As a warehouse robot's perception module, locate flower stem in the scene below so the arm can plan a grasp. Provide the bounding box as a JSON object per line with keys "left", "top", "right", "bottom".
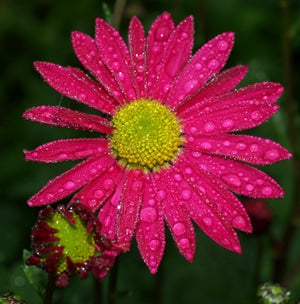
{"left": 111, "top": 0, "right": 127, "bottom": 30}
{"left": 108, "top": 257, "right": 119, "bottom": 304}
{"left": 93, "top": 277, "right": 103, "bottom": 304}
{"left": 43, "top": 276, "right": 55, "bottom": 304}
{"left": 273, "top": 0, "right": 300, "bottom": 282}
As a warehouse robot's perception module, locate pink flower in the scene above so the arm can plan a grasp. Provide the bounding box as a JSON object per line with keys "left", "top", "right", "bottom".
{"left": 23, "top": 13, "right": 291, "bottom": 275}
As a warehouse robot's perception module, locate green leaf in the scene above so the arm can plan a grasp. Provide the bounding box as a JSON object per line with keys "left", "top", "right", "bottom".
{"left": 102, "top": 2, "right": 112, "bottom": 23}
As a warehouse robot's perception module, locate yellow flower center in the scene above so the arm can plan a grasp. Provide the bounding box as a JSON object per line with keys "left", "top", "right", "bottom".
{"left": 46, "top": 212, "right": 95, "bottom": 274}
{"left": 111, "top": 99, "right": 182, "bottom": 171}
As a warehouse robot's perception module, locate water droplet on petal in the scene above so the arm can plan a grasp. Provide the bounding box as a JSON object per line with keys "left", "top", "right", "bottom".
{"left": 221, "top": 174, "right": 241, "bottom": 187}
{"left": 195, "top": 63, "right": 202, "bottom": 70}
{"left": 140, "top": 207, "right": 158, "bottom": 222}
{"left": 172, "top": 222, "right": 186, "bottom": 236}
{"left": 245, "top": 184, "right": 254, "bottom": 191}
{"left": 200, "top": 142, "right": 212, "bottom": 150}
{"left": 202, "top": 217, "right": 213, "bottom": 227}
{"left": 104, "top": 216, "right": 111, "bottom": 227}
{"left": 232, "top": 216, "right": 246, "bottom": 229}
{"left": 179, "top": 238, "right": 190, "bottom": 248}
{"left": 157, "top": 190, "right": 166, "bottom": 200}
{"left": 118, "top": 72, "right": 125, "bottom": 80}
{"left": 264, "top": 149, "right": 279, "bottom": 160}
{"left": 64, "top": 181, "right": 75, "bottom": 190}
{"left": 104, "top": 179, "right": 114, "bottom": 190}
{"left": 184, "top": 79, "right": 199, "bottom": 94}
{"left": 208, "top": 59, "right": 219, "bottom": 71}
{"left": 236, "top": 142, "right": 246, "bottom": 150}
{"left": 262, "top": 186, "right": 273, "bottom": 196}
{"left": 155, "top": 26, "right": 170, "bottom": 41}
{"left": 251, "top": 110, "right": 263, "bottom": 121}
{"left": 249, "top": 144, "right": 259, "bottom": 152}
{"left": 222, "top": 119, "right": 234, "bottom": 129}
{"left": 174, "top": 174, "right": 182, "bottom": 181}
{"left": 132, "top": 181, "right": 143, "bottom": 191}
{"left": 181, "top": 189, "right": 191, "bottom": 200}
{"left": 94, "top": 190, "right": 104, "bottom": 199}
{"left": 217, "top": 40, "right": 229, "bottom": 51}
{"left": 204, "top": 122, "right": 215, "bottom": 132}
{"left": 149, "top": 239, "right": 161, "bottom": 251}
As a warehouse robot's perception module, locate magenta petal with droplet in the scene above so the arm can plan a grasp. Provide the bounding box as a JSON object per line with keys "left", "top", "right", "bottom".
{"left": 177, "top": 65, "right": 248, "bottom": 113}
{"left": 22, "top": 106, "right": 112, "bottom": 133}
{"left": 27, "top": 155, "right": 115, "bottom": 207}
{"left": 158, "top": 170, "right": 196, "bottom": 261}
{"left": 128, "top": 16, "right": 147, "bottom": 98}
{"left": 71, "top": 31, "right": 125, "bottom": 103}
{"left": 146, "top": 12, "right": 175, "bottom": 97}
{"left": 153, "top": 16, "right": 194, "bottom": 102}
{"left": 185, "top": 150, "right": 285, "bottom": 198}
{"left": 34, "top": 62, "right": 116, "bottom": 114}
{"left": 136, "top": 177, "right": 165, "bottom": 274}
{"left": 184, "top": 100, "right": 279, "bottom": 135}
{"left": 167, "top": 32, "right": 234, "bottom": 108}
{"left": 116, "top": 170, "right": 145, "bottom": 249}
{"left": 186, "top": 134, "right": 292, "bottom": 165}
{"left": 95, "top": 18, "right": 137, "bottom": 101}
{"left": 71, "top": 163, "right": 123, "bottom": 212}
{"left": 24, "top": 138, "right": 109, "bottom": 163}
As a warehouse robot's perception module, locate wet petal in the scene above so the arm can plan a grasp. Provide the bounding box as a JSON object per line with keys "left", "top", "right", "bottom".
{"left": 167, "top": 32, "right": 234, "bottom": 109}
{"left": 186, "top": 134, "right": 292, "bottom": 165}
{"left": 34, "top": 62, "right": 116, "bottom": 114}
{"left": 71, "top": 31, "right": 125, "bottom": 103}
{"left": 146, "top": 12, "right": 175, "bottom": 97}
{"left": 23, "top": 106, "right": 112, "bottom": 134}
{"left": 183, "top": 100, "right": 279, "bottom": 135}
{"left": 153, "top": 16, "right": 194, "bottom": 102}
{"left": 136, "top": 176, "right": 165, "bottom": 274}
{"left": 117, "top": 170, "right": 145, "bottom": 249}
{"left": 177, "top": 65, "right": 248, "bottom": 114}
{"left": 24, "top": 138, "right": 109, "bottom": 163}
{"left": 27, "top": 155, "right": 115, "bottom": 206}
{"left": 71, "top": 163, "right": 123, "bottom": 211}
{"left": 156, "top": 170, "right": 196, "bottom": 262}
{"left": 95, "top": 18, "right": 137, "bottom": 101}
{"left": 128, "top": 16, "right": 147, "bottom": 98}
{"left": 185, "top": 150, "right": 285, "bottom": 198}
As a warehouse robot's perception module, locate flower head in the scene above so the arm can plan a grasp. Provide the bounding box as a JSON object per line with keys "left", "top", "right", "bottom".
{"left": 24, "top": 13, "right": 291, "bottom": 274}
{"left": 27, "top": 203, "right": 120, "bottom": 287}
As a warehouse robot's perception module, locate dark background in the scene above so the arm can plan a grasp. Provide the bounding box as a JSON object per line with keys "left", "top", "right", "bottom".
{"left": 0, "top": 0, "right": 299, "bottom": 303}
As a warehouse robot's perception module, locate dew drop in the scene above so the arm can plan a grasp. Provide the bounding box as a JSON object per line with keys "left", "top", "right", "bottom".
{"left": 217, "top": 40, "right": 229, "bottom": 51}
{"left": 189, "top": 126, "right": 197, "bottom": 134}
{"left": 140, "top": 207, "right": 158, "bottom": 222}
{"left": 249, "top": 144, "right": 259, "bottom": 152}
{"left": 94, "top": 190, "right": 104, "bottom": 199}
{"left": 183, "top": 79, "right": 199, "bottom": 94}
{"left": 64, "top": 181, "right": 75, "bottom": 190}
{"left": 157, "top": 190, "right": 166, "bottom": 200}
{"left": 195, "top": 63, "right": 202, "bottom": 70}
{"left": 232, "top": 216, "right": 246, "bottom": 229}
{"left": 245, "top": 184, "right": 254, "bottom": 191}
{"left": 181, "top": 189, "right": 192, "bottom": 200}
{"left": 149, "top": 239, "right": 161, "bottom": 251}
{"left": 174, "top": 174, "right": 182, "bottom": 181}
{"left": 204, "top": 122, "right": 215, "bottom": 132}
{"left": 104, "top": 216, "right": 111, "bottom": 227}
{"left": 264, "top": 149, "right": 279, "bottom": 160}
{"left": 202, "top": 217, "right": 213, "bottom": 227}
{"left": 148, "top": 199, "right": 156, "bottom": 206}
{"left": 221, "top": 174, "right": 241, "bottom": 187}
{"left": 163, "top": 84, "right": 170, "bottom": 93}
{"left": 79, "top": 93, "right": 86, "bottom": 100}
{"left": 236, "top": 142, "right": 246, "bottom": 150}
{"left": 112, "top": 61, "right": 120, "bottom": 70}
{"left": 200, "top": 142, "right": 212, "bottom": 150}
{"left": 132, "top": 181, "right": 143, "bottom": 191}
{"left": 172, "top": 222, "right": 186, "bottom": 236}
{"left": 179, "top": 238, "right": 190, "bottom": 248}
{"left": 46, "top": 193, "right": 54, "bottom": 200}
{"left": 155, "top": 26, "right": 170, "bottom": 41}
{"left": 208, "top": 59, "right": 219, "bottom": 71}
{"left": 251, "top": 110, "right": 263, "bottom": 121}
{"left": 118, "top": 72, "right": 125, "bottom": 80}
{"left": 262, "top": 186, "right": 273, "bottom": 196}
{"left": 222, "top": 119, "right": 234, "bottom": 129}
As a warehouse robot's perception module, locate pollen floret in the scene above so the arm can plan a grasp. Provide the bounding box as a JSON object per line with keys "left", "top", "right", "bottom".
{"left": 111, "top": 99, "right": 182, "bottom": 170}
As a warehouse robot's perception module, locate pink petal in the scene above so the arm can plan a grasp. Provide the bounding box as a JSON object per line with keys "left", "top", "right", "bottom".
{"left": 116, "top": 170, "right": 145, "bottom": 249}
{"left": 170, "top": 157, "right": 242, "bottom": 253}
{"left": 186, "top": 134, "right": 292, "bottom": 165}
{"left": 177, "top": 65, "right": 248, "bottom": 114}
{"left": 166, "top": 32, "right": 234, "bottom": 109}
{"left": 153, "top": 16, "right": 194, "bottom": 102}
{"left": 177, "top": 156, "right": 252, "bottom": 232}
{"left": 34, "top": 62, "right": 116, "bottom": 114}
{"left": 183, "top": 100, "right": 279, "bottom": 135}
{"left": 98, "top": 174, "right": 126, "bottom": 241}
{"left": 95, "top": 18, "right": 137, "bottom": 101}
{"left": 27, "top": 155, "right": 115, "bottom": 206}
{"left": 155, "top": 170, "right": 196, "bottom": 262}
{"left": 136, "top": 176, "right": 165, "bottom": 274}
{"left": 71, "top": 31, "right": 125, "bottom": 103}
{"left": 185, "top": 150, "right": 285, "bottom": 198}
{"left": 24, "top": 138, "right": 109, "bottom": 163}
{"left": 128, "top": 16, "right": 147, "bottom": 98}
{"left": 23, "top": 106, "right": 112, "bottom": 134}
{"left": 71, "top": 163, "right": 123, "bottom": 211}
{"left": 146, "top": 12, "right": 175, "bottom": 97}
{"left": 180, "top": 82, "right": 284, "bottom": 119}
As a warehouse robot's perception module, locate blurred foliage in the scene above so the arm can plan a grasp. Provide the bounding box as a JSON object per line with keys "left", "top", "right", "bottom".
{"left": 0, "top": 0, "right": 300, "bottom": 303}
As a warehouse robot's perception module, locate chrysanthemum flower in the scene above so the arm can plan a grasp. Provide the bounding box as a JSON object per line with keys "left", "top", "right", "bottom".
{"left": 27, "top": 203, "right": 120, "bottom": 287}
{"left": 23, "top": 13, "right": 291, "bottom": 274}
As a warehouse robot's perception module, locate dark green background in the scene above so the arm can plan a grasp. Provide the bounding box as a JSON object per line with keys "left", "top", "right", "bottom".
{"left": 0, "top": 0, "right": 299, "bottom": 303}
